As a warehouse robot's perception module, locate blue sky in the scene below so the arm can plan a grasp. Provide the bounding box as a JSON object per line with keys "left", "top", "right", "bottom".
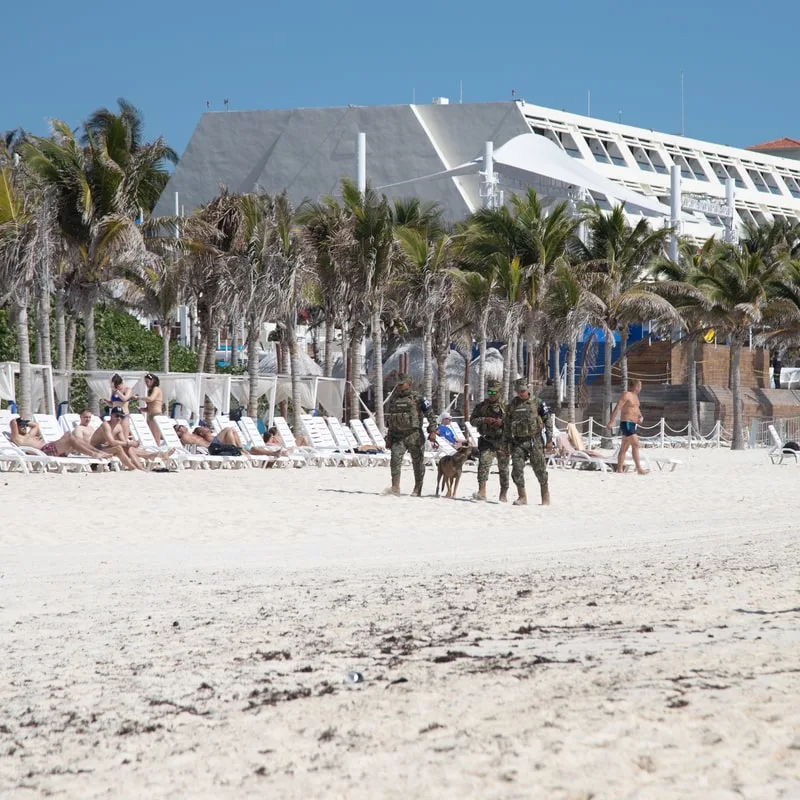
{"left": 4, "top": 0, "right": 798, "bottom": 157}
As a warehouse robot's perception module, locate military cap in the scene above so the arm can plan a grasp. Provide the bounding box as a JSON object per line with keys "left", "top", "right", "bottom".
{"left": 487, "top": 379, "right": 502, "bottom": 391}
{"left": 396, "top": 371, "right": 412, "bottom": 384}
{"left": 513, "top": 378, "right": 530, "bottom": 393}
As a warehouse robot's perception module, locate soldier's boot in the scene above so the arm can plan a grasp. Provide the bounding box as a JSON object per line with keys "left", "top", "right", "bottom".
{"left": 387, "top": 477, "right": 401, "bottom": 495}
{"left": 411, "top": 480, "right": 423, "bottom": 497}
{"left": 498, "top": 487, "right": 508, "bottom": 503}
{"left": 472, "top": 482, "right": 487, "bottom": 501}
{"left": 513, "top": 490, "right": 528, "bottom": 506}
{"left": 540, "top": 484, "right": 550, "bottom": 506}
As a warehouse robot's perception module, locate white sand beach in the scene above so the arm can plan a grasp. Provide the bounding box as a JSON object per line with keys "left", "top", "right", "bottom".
{"left": 1, "top": 448, "right": 799, "bottom": 799}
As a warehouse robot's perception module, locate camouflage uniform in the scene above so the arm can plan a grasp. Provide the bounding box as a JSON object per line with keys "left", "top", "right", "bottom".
{"left": 386, "top": 375, "right": 437, "bottom": 494}
{"left": 470, "top": 383, "right": 509, "bottom": 496}
{"left": 504, "top": 379, "right": 554, "bottom": 501}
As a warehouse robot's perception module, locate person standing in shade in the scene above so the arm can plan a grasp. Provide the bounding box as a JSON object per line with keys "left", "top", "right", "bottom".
{"left": 504, "top": 378, "right": 554, "bottom": 506}
{"left": 385, "top": 372, "right": 438, "bottom": 496}
{"left": 772, "top": 351, "right": 782, "bottom": 389}
{"left": 470, "top": 379, "right": 510, "bottom": 502}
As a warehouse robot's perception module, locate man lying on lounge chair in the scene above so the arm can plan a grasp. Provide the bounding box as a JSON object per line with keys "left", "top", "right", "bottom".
{"left": 10, "top": 417, "right": 112, "bottom": 461}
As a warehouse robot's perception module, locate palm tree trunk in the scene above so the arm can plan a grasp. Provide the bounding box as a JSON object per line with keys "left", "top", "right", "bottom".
{"left": 620, "top": 327, "right": 629, "bottom": 388}
{"left": 348, "top": 325, "right": 363, "bottom": 420}
{"left": 66, "top": 316, "right": 77, "bottom": 372}
{"left": 55, "top": 290, "right": 67, "bottom": 371}
{"left": 554, "top": 344, "right": 562, "bottom": 408}
{"left": 516, "top": 332, "right": 525, "bottom": 376}
{"left": 85, "top": 304, "right": 99, "bottom": 413}
{"left": 567, "top": 336, "right": 577, "bottom": 424}
{"left": 371, "top": 308, "right": 384, "bottom": 430}
{"left": 435, "top": 349, "right": 448, "bottom": 414}
{"left": 231, "top": 320, "right": 239, "bottom": 368}
{"left": 602, "top": 329, "right": 614, "bottom": 446}
{"left": 287, "top": 319, "right": 304, "bottom": 433}
{"left": 161, "top": 320, "right": 171, "bottom": 373}
{"left": 478, "top": 311, "right": 488, "bottom": 398}
{"left": 687, "top": 335, "right": 699, "bottom": 432}
{"left": 502, "top": 334, "right": 514, "bottom": 403}
{"left": 730, "top": 337, "right": 744, "bottom": 450}
{"left": 463, "top": 349, "right": 471, "bottom": 420}
{"left": 247, "top": 330, "right": 260, "bottom": 418}
{"left": 324, "top": 315, "right": 334, "bottom": 377}
{"left": 16, "top": 303, "right": 33, "bottom": 418}
{"left": 423, "top": 325, "right": 433, "bottom": 401}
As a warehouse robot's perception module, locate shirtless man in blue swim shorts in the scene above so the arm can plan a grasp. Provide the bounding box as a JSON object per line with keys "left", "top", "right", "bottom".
{"left": 607, "top": 379, "right": 648, "bottom": 474}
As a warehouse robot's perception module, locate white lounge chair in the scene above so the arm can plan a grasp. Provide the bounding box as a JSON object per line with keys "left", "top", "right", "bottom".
{"left": 448, "top": 420, "right": 468, "bottom": 444}
{"left": 240, "top": 416, "right": 305, "bottom": 468}
{"left": 465, "top": 421, "right": 481, "bottom": 445}
{"left": 128, "top": 415, "right": 189, "bottom": 471}
{"left": 301, "top": 415, "right": 358, "bottom": 467}
{"left": 33, "top": 413, "right": 118, "bottom": 472}
{"left": 768, "top": 424, "right": 799, "bottom": 464}
{"left": 0, "top": 436, "right": 52, "bottom": 474}
{"left": 153, "top": 416, "right": 219, "bottom": 469}
{"left": 348, "top": 418, "right": 391, "bottom": 467}
{"left": 272, "top": 416, "right": 323, "bottom": 466}
{"left": 325, "top": 417, "right": 373, "bottom": 466}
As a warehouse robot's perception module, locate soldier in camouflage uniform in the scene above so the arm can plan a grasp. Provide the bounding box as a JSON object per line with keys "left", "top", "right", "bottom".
{"left": 470, "top": 379, "right": 509, "bottom": 502}
{"left": 504, "top": 378, "right": 555, "bottom": 506}
{"left": 385, "top": 372, "right": 438, "bottom": 496}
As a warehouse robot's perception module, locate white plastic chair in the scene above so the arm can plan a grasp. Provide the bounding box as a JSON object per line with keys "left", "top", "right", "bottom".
{"left": 768, "top": 425, "right": 799, "bottom": 464}
{"left": 301, "top": 415, "right": 358, "bottom": 467}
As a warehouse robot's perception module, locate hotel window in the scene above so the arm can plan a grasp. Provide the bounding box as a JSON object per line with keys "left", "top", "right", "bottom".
{"left": 747, "top": 169, "right": 769, "bottom": 193}
{"left": 670, "top": 153, "right": 693, "bottom": 180}
{"left": 762, "top": 172, "right": 783, "bottom": 196}
{"left": 602, "top": 139, "right": 627, "bottom": 167}
{"left": 646, "top": 149, "right": 668, "bottom": 174}
{"left": 686, "top": 157, "right": 708, "bottom": 181}
{"left": 559, "top": 132, "right": 582, "bottom": 159}
{"left": 781, "top": 176, "right": 800, "bottom": 199}
{"left": 631, "top": 146, "right": 654, "bottom": 172}
{"left": 586, "top": 137, "right": 611, "bottom": 164}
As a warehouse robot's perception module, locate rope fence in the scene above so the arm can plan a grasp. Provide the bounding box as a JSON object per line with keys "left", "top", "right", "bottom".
{"left": 554, "top": 415, "right": 725, "bottom": 449}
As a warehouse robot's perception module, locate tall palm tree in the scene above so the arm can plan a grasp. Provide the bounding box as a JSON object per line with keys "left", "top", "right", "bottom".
{"left": 698, "top": 244, "right": 783, "bottom": 449}
{"left": 396, "top": 226, "right": 453, "bottom": 407}
{"left": 334, "top": 180, "right": 395, "bottom": 430}
{"left": 544, "top": 262, "right": 605, "bottom": 422}
{"left": 21, "top": 110, "right": 169, "bottom": 410}
{"left": 577, "top": 205, "right": 676, "bottom": 432}
{"left": 651, "top": 238, "right": 715, "bottom": 433}
{"left": 0, "top": 157, "right": 40, "bottom": 417}
{"left": 229, "top": 193, "right": 309, "bottom": 423}
{"left": 298, "top": 197, "right": 348, "bottom": 377}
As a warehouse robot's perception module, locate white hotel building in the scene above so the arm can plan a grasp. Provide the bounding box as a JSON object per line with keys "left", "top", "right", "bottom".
{"left": 156, "top": 99, "right": 800, "bottom": 243}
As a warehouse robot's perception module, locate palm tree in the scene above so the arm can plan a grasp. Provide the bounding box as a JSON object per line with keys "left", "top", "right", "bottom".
{"left": 334, "top": 180, "right": 396, "bottom": 430}
{"left": 299, "top": 197, "right": 348, "bottom": 377}
{"left": 21, "top": 109, "right": 170, "bottom": 410}
{"left": 577, "top": 205, "right": 676, "bottom": 433}
{"left": 698, "top": 244, "right": 783, "bottom": 449}
{"left": 651, "top": 238, "right": 716, "bottom": 433}
{"left": 228, "top": 193, "right": 309, "bottom": 423}
{"left": 449, "top": 266, "right": 499, "bottom": 400}
{"left": 544, "top": 262, "right": 605, "bottom": 422}
{"left": 0, "top": 155, "right": 39, "bottom": 417}
{"left": 396, "top": 226, "right": 453, "bottom": 407}
{"left": 462, "top": 190, "right": 579, "bottom": 385}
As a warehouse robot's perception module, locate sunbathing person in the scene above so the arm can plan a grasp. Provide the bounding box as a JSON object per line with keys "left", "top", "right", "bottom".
{"left": 73, "top": 409, "right": 144, "bottom": 471}
{"left": 107, "top": 408, "right": 171, "bottom": 463}
{"left": 260, "top": 427, "right": 290, "bottom": 457}
{"left": 10, "top": 417, "right": 112, "bottom": 461}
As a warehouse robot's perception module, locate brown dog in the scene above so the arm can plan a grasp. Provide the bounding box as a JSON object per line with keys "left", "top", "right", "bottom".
{"left": 435, "top": 444, "right": 472, "bottom": 498}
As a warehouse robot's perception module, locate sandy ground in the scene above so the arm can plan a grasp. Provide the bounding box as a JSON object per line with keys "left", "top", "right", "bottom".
{"left": 1, "top": 448, "right": 798, "bottom": 799}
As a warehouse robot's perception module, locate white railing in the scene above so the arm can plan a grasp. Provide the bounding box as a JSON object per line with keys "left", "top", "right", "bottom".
{"left": 748, "top": 416, "right": 800, "bottom": 448}
{"left": 554, "top": 415, "right": 725, "bottom": 449}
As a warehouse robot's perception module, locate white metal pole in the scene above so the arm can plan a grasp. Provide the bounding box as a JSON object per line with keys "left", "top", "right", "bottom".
{"left": 669, "top": 165, "right": 681, "bottom": 261}
{"left": 588, "top": 416, "right": 594, "bottom": 449}
{"left": 174, "top": 191, "right": 179, "bottom": 217}
{"left": 356, "top": 132, "right": 366, "bottom": 196}
{"left": 483, "top": 141, "right": 494, "bottom": 209}
{"left": 660, "top": 417, "right": 665, "bottom": 448}
{"left": 687, "top": 420, "right": 692, "bottom": 449}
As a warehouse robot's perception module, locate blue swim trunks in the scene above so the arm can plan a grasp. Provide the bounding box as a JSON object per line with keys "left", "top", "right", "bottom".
{"left": 619, "top": 421, "right": 637, "bottom": 437}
